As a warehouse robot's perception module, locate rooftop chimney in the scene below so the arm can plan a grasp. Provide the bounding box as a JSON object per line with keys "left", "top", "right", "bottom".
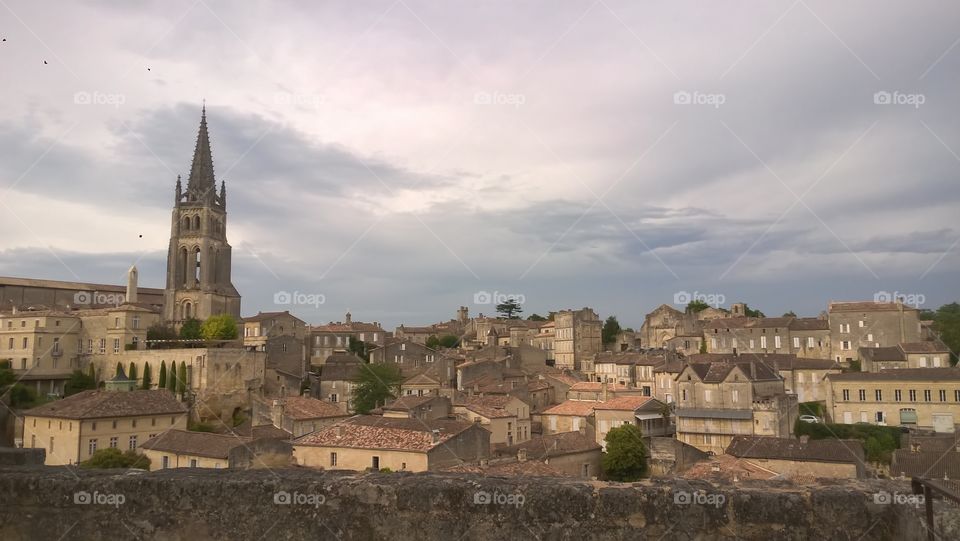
{"left": 335, "top": 425, "right": 345, "bottom": 439}
{"left": 431, "top": 429, "right": 441, "bottom": 444}
{"left": 125, "top": 265, "right": 138, "bottom": 304}
{"left": 578, "top": 424, "right": 586, "bottom": 436}
{"left": 602, "top": 381, "right": 609, "bottom": 402}
{"left": 345, "top": 312, "right": 352, "bottom": 324}
{"left": 517, "top": 448, "right": 528, "bottom": 462}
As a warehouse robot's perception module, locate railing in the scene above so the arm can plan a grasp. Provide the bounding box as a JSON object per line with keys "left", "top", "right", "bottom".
{"left": 912, "top": 477, "right": 960, "bottom": 541}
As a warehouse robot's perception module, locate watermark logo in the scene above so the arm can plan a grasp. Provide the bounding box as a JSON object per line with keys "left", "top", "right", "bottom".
{"left": 273, "top": 290, "right": 325, "bottom": 308}
{"left": 874, "top": 291, "right": 925, "bottom": 308}
{"left": 673, "top": 290, "right": 725, "bottom": 308}
{"left": 473, "top": 291, "right": 526, "bottom": 305}
{"left": 673, "top": 90, "right": 725, "bottom": 108}
{"left": 274, "top": 490, "right": 326, "bottom": 507}
{"left": 74, "top": 490, "right": 125, "bottom": 508}
{"left": 873, "top": 90, "right": 925, "bottom": 109}
{"left": 274, "top": 92, "right": 325, "bottom": 109}
{"left": 873, "top": 490, "right": 924, "bottom": 508}
{"left": 673, "top": 490, "right": 725, "bottom": 508}
{"left": 74, "top": 291, "right": 125, "bottom": 306}
{"left": 474, "top": 91, "right": 526, "bottom": 108}
{"left": 73, "top": 91, "right": 126, "bottom": 108}
{"left": 473, "top": 490, "right": 525, "bottom": 508}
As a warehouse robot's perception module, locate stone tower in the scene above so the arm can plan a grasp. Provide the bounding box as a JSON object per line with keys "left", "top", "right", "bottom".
{"left": 163, "top": 107, "right": 242, "bottom": 324}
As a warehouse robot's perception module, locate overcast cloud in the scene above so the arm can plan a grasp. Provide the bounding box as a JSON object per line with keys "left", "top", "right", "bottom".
{"left": 0, "top": 0, "right": 958, "bottom": 329}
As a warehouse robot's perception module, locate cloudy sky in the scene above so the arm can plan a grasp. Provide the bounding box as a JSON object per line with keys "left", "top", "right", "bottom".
{"left": 1, "top": 0, "right": 958, "bottom": 329}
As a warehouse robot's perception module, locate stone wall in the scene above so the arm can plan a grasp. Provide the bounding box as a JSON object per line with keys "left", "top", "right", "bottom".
{"left": 0, "top": 465, "right": 958, "bottom": 540}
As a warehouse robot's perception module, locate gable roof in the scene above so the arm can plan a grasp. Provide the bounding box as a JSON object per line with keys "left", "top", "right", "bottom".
{"left": 541, "top": 400, "right": 598, "bottom": 417}
{"left": 383, "top": 395, "right": 445, "bottom": 412}
{"left": 787, "top": 317, "right": 830, "bottom": 331}
{"left": 685, "top": 353, "right": 841, "bottom": 371}
{"left": 829, "top": 301, "right": 918, "bottom": 312}
{"left": 859, "top": 346, "right": 906, "bottom": 363}
{"left": 293, "top": 415, "right": 479, "bottom": 452}
{"left": 444, "top": 460, "right": 568, "bottom": 477}
{"left": 281, "top": 396, "right": 348, "bottom": 420}
{"left": 495, "top": 431, "right": 601, "bottom": 459}
{"left": 456, "top": 395, "right": 518, "bottom": 419}
{"left": 141, "top": 430, "right": 246, "bottom": 459}
{"left": 24, "top": 390, "right": 187, "bottom": 420}
{"left": 899, "top": 341, "right": 950, "bottom": 354}
{"left": 592, "top": 396, "right": 659, "bottom": 411}
{"left": 726, "top": 436, "right": 864, "bottom": 464}
{"left": 682, "top": 361, "right": 780, "bottom": 383}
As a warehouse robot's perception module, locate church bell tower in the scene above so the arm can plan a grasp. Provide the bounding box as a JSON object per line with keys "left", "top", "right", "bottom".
{"left": 163, "top": 106, "right": 242, "bottom": 324}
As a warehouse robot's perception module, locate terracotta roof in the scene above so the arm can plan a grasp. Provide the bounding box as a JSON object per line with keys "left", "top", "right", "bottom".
{"left": 281, "top": 396, "right": 348, "bottom": 420}
{"left": 899, "top": 341, "right": 950, "bottom": 354}
{"left": 495, "top": 431, "right": 601, "bottom": 459}
{"left": 829, "top": 301, "right": 918, "bottom": 312}
{"left": 444, "top": 460, "right": 568, "bottom": 477}
{"left": 593, "top": 396, "right": 658, "bottom": 411}
{"left": 141, "top": 430, "right": 246, "bottom": 459}
{"left": 293, "top": 415, "right": 477, "bottom": 452}
{"left": 24, "top": 390, "right": 187, "bottom": 419}
{"left": 828, "top": 368, "right": 960, "bottom": 381}
{"left": 568, "top": 381, "right": 633, "bottom": 392}
{"left": 543, "top": 373, "right": 582, "bottom": 387}
{"left": 680, "top": 453, "right": 778, "bottom": 482}
{"left": 527, "top": 380, "right": 551, "bottom": 392}
{"left": 383, "top": 395, "right": 443, "bottom": 411}
{"left": 541, "top": 400, "right": 598, "bottom": 417}
{"left": 457, "top": 395, "right": 517, "bottom": 419}
{"left": 726, "top": 436, "right": 864, "bottom": 464}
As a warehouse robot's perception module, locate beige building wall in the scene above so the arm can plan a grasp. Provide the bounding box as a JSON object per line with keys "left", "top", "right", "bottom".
{"left": 294, "top": 445, "right": 429, "bottom": 472}
{"left": 739, "top": 457, "right": 858, "bottom": 479}
{"left": 827, "top": 377, "right": 960, "bottom": 430}
{"left": 142, "top": 449, "right": 228, "bottom": 470}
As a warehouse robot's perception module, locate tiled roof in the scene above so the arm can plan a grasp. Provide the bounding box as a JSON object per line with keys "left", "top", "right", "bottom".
{"left": 457, "top": 395, "right": 517, "bottom": 419}
{"left": 707, "top": 317, "right": 793, "bottom": 330}
{"left": 541, "top": 400, "right": 598, "bottom": 417}
{"left": 828, "top": 368, "right": 960, "bottom": 382}
{"left": 726, "top": 436, "right": 864, "bottom": 464}
{"left": 312, "top": 322, "right": 382, "bottom": 333}
{"left": 383, "top": 395, "right": 442, "bottom": 411}
{"left": 282, "top": 396, "right": 348, "bottom": 420}
{"left": 899, "top": 341, "right": 950, "bottom": 354}
{"left": 294, "top": 416, "right": 477, "bottom": 452}
{"left": 527, "top": 380, "right": 551, "bottom": 392}
{"left": 24, "top": 390, "right": 187, "bottom": 420}
{"left": 593, "top": 396, "right": 658, "bottom": 411}
{"left": 685, "top": 361, "right": 780, "bottom": 383}
{"left": 403, "top": 371, "right": 440, "bottom": 386}
{"left": 593, "top": 352, "right": 665, "bottom": 366}
{"left": 140, "top": 430, "right": 246, "bottom": 459}
{"left": 891, "top": 450, "right": 960, "bottom": 479}
{"left": 680, "top": 453, "right": 778, "bottom": 482}
{"left": 686, "top": 353, "right": 841, "bottom": 371}
{"left": 444, "top": 460, "right": 568, "bottom": 477}
{"left": 242, "top": 311, "right": 297, "bottom": 323}
{"left": 858, "top": 346, "right": 906, "bottom": 362}
{"left": 495, "top": 431, "right": 601, "bottom": 459}
{"left": 829, "top": 301, "right": 918, "bottom": 312}
{"left": 568, "top": 381, "right": 633, "bottom": 392}
{"left": 788, "top": 318, "right": 830, "bottom": 331}
{"left": 320, "top": 354, "right": 364, "bottom": 381}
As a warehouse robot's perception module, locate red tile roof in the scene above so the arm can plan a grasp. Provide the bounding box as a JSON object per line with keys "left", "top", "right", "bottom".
{"left": 293, "top": 415, "right": 477, "bottom": 452}
{"left": 541, "top": 400, "right": 598, "bottom": 417}
{"left": 281, "top": 396, "right": 348, "bottom": 420}
{"left": 593, "top": 396, "right": 658, "bottom": 411}
{"left": 24, "top": 390, "right": 187, "bottom": 419}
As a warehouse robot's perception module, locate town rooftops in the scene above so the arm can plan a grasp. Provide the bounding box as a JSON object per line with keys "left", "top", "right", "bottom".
{"left": 319, "top": 353, "right": 365, "bottom": 381}
{"left": 293, "top": 415, "right": 477, "bottom": 452}
{"left": 828, "top": 368, "right": 960, "bottom": 382}
{"left": 444, "top": 459, "right": 567, "bottom": 477}
{"left": 140, "top": 429, "right": 246, "bottom": 459}
{"left": 684, "top": 361, "right": 780, "bottom": 383}
{"left": 24, "top": 390, "right": 187, "bottom": 420}
{"left": 281, "top": 396, "right": 348, "bottom": 420}
{"left": 706, "top": 317, "right": 794, "bottom": 330}
{"left": 403, "top": 372, "right": 441, "bottom": 386}
{"left": 828, "top": 301, "right": 918, "bottom": 312}
{"left": 0, "top": 275, "right": 165, "bottom": 295}
{"left": 899, "top": 341, "right": 950, "bottom": 354}
{"left": 383, "top": 395, "right": 444, "bottom": 412}
{"left": 592, "top": 396, "right": 659, "bottom": 411}
{"left": 568, "top": 381, "right": 633, "bottom": 393}
{"left": 311, "top": 321, "right": 382, "bottom": 333}
{"left": 541, "top": 400, "right": 599, "bottom": 417}
{"left": 593, "top": 352, "right": 666, "bottom": 366}
{"left": 726, "top": 436, "right": 864, "bottom": 465}
{"left": 456, "top": 395, "right": 518, "bottom": 419}
{"left": 787, "top": 317, "right": 830, "bottom": 331}
{"left": 685, "top": 353, "right": 841, "bottom": 371}
{"left": 242, "top": 311, "right": 302, "bottom": 323}
{"left": 495, "top": 431, "right": 601, "bottom": 459}
{"left": 858, "top": 346, "right": 906, "bottom": 362}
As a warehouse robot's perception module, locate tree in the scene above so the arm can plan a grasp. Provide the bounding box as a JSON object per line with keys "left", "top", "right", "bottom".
{"left": 438, "top": 335, "right": 459, "bottom": 348}
{"left": 495, "top": 298, "right": 523, "bottom": 319}
{"left": 64, "top": 370, "right": 96, "bottom": 396}
{"left": 527, "top": 313, "right": 547, "bottom": 322}
{"left": 115, "top": 362, "right": 123, "bottom": 377}
{"left": 602, "top": 424, "right": 647, "bottom": 481}
{"left": 602, "top": 316, "right": 622, "bottom": 346}
{"left": 179, "top": 318, "right": 202, "bottom": 341}
{"left": 927, "top": 302, "right": 960, "bottom": 365}
{"left": 86, "top": 363, "right": 96, "bottom": 381}
{"left": 128, "top": 362, "right": 137, "bottom": 381}
{"left": 166, "top": 363, "right": 177, "bottom": 392}
{"left": 699, "top": 339, "right": 707, "bottom": 354}
{"left": 743, "top": 304, "right": 765, "bottom": 318}
{"left": 348, "top": 338, "right": 370, "bottom": 361}
{"left": 146, "top": 323, "right": 178, "bottom": 349}
{"left": 80, "top": 448, "right": 150, "bottom": 469}
{"left": 141, "top": 363, "right": 152, "bottom": 390}
{"left": 177, "top": 362, "right": 187, "bottom": 394}
{"left": 200, "top": 314, "right": 239, "bottom": 341}
{"left": 351, "top": 363, "right": 403, "bottom": 414}
{"left": 158, "top": 361, "right": 167, "bottom": 389}
{"left": 783, "top": 311, "right": 797, "bottom": 318}
{"left": 686, "top": 300, "right": 709, "bottom": 313}
{"left": 425, "top": 335, "right": 440, "bottom": 349}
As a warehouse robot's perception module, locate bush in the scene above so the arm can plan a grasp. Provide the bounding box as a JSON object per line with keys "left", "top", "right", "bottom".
{"left": 798, "top": 401, "right": 825, "bottom": 417}
{"left": 794, "top": 420, "right": 901, "bottom": 464}
{"left": 81, "top": 448, "right": 150, "bottom": 469}
{"left": 189, "top": 421, "right": 216, "bottom": 432}
{"left": 602, "top": 424, "right": 647, "bottom": 481}
{"left": 200, "top": 314, "right": 238, "bottom": 341}
{"left": 64, "top": 370, "right": 96, "bottom": 396}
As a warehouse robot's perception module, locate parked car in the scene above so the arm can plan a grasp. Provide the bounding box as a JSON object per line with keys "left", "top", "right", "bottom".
{"left": 799, "top": 415, "right": 820, "bottom": 424}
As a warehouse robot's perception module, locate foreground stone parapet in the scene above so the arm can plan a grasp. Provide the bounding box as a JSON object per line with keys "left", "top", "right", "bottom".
{"left": 0, "top": 466, "right": 955, "bottom": 540}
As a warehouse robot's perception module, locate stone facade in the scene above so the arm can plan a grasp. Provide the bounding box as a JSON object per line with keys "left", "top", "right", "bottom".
{"left": 828, "top": 301, "right": 922, "bottom": 364}
{"left": 826, "top": 368, "right": 960, "bottom": 431}
{"left": 553, "top": 308, "right": 601, "bottom": 370}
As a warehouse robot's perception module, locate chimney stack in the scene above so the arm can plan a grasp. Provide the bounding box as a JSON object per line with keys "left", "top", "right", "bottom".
{"left": 517, "top": 448, "right": 527, "bottom": 462}
{"left": 432, "top": 429, "right": 441, "bottom": 443}
{"left": 126, "top": 265, "right": 138, "bottom": 304}
{"left": 602, "top": 381, "right": 609, "bottom": 402}
{"left": 335, "top": 425, "right": 345, "bottom": 439}
{"left": 578, "top": 424, "right": 586, "bottom": 436}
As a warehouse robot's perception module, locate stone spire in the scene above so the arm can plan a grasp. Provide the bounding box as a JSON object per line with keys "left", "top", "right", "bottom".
{"left": 186, "top": 104, "right": 216, "bottom": 202}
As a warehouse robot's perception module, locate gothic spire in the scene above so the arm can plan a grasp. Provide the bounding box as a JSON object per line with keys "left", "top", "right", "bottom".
{"left": 186, "top": 104, "right": 216, "bottom": 201}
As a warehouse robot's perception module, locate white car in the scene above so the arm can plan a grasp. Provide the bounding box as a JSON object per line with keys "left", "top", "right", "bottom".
{"left": 799, "top": 415, "right": 820, "bottom": 424}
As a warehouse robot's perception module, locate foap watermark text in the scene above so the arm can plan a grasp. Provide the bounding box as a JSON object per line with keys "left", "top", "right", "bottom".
{"left": 274, "top": 290, "right": 325, "bottom": 309}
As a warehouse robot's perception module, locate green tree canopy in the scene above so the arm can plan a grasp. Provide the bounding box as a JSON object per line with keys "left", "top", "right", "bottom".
{"left": 686, "top": 300, "right": 709, "bottom": 313}
{"left": 146, "top": 323, "right": 179, "bottom": 349}
{"left": 141, "top": 363, "right": 152, "bottom": 390}
{"left": 602, "top": 316, "right": 622, "bottom": 345}
{"left": 64, "top": 369, "right": 96, "bottom": 396}
{"left": 115, "top": 362, "right": 123, "bottom": 377}
{"left": 438, "top": 335, "right": 459, "bottom": 348}
{"left": 743, "top": 304, "right": 765, "bottom": 318}
{"left": 158, "top": 361, "right": 167, "bottom": 389}
{"left": 80, "top": 448, "right": 150, "bottom": 469}
{"left": 200, "top": 314, "right": 239, "bottom": 341}
{"left": 425, "top": 335, "right": 440, "bottom": 349}
{"left": 927, "top": 302, "right": 960, "bottom": 365}
{"left": 351, "top": 363, "right": 403, "bottom": 414}
{"left": 495, "top": 298, "right": 523, "bottom": 319}
{"left": 177, "top": 361, "right": 187, "bottom": 394}
{"left": 166, "top": 363, "right": 177, "bottom": 392}
{"left": 179, "top": 318, "right": 202, "bottom": 341}
{"left": 527, "top": 313, "right": 547, "bottom": 322}
{"left": 348, "top": 337, "right": 370, "bottom": 361}
{"left": 783, "top": 311, "right": 797, "bottom": 318}
{"left": 602, "top": 424, "right": 648, "bottom": 481}
{"left": 128, "top": 362, "right": 137, "bottom": 381}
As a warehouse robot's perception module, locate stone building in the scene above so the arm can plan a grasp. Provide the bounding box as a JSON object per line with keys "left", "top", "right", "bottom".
{"left": 21, "top": 389, "right": 187, "bottom": 465}
{"left": 826, "top": 368, "right": 960, "bottom": 431}
{"left": 704, "top": 317, "right": 829, "bottom": 357}
{"left": 453, "top": 395, "right": 532, "bottom": 448}
{"left": 163, "top": 107, "right": 241, "bottom": 324}
{"left": 725, "top": 436, "right": 865, "bottom": 479}
{"left": 858, "top": 341, "right": 951, "bottom": 372}
{"left": 674, "top": 361, "right": 797, "bottom": 454}
{"left": 314, "top": 352, "right": 365, "bottom": 412}
{"left": 593, "top": 396, "right": 671, "bottom": 449}
{"left": 827, "top": 301, "right": 922, "bottom": 364}
{"left": 265, "top": 396, "right": 349, "bottom": 438}
{"left": 243, "top": 311, "right": 308, "bottom": 398}
{"left": 686, "top": 353, "right": 841, "bottom": 404}
{"left": 292, "top": 415, "right": 490, "bottom": 472}
{"left": 553, "top": 308, "right": 602, "bottom": 370}
{"left": 539, "top": 400, "right": 598, "bottom": 440}
{"left": 491, "top": 430, "right": 602, "bottom": 478}
{"left": 140, "top": 430, "right": 243, "bottom": 470}
{"left": 308, "top": 313, "right": 385, "bottom": 365}
{"left": 0, "top": 275, "right": 164, "bottom": 313}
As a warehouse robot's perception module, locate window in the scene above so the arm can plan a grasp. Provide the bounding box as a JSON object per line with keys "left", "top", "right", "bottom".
{"left": 774, "top": 336, "right": 781, "bottom": 349}
{"left": 940, "top": 390, "right": 947, "bottom": 402}
{"left": 190, "top": 459, "right": 197, "bottom": 468}
{"left": 895, "top": 390, "right": 902, "bottom": 402}
{"left": 704, "top": 390, "right": 712, "bottom": 402}
{"left": 842, "top": 389, "right": 850, "bottom": 401}
{"left": 924, "top": 390, "right": 931, "bottom": 402}
{"left": 682, "top": 389, "right": 687, "bottom": 401}
{"left": 88, "top": 439, "right": 97, "bottom": 456}
{"left": 760, "top": 336, "right": 767, "bottom": 349}
{"left": 909, "top": 390, "right": 917, "bottom": 401}
{"left": 955, "top": 390, "right": 960, "bottom": 402}
{"left": 859, "top": 320, "right": 864, "bottom": 328}
{"left": 22, "top": 337, "right": 28, "bottom": 348}
{"left": 371, "top": 456, "right": 380, "bottom": 470}
{"left": 109, "top": 437, "right": 118, "bottom": 448}
{"left": 49, "top": 436, "right": 54, "bottom": 454}
{"left": 841, "top": 341, "right": 851, "bottom": 351}
{"left": 330, "top": 452, "right": 337, "bottom": 466}
{"left": 731, "top": 389, "right": 739, "bottom": 403}
{"left": 161, "top": 456, "right": 169, "bottom": 469}
{"left": 858, "top": 389, "right": 866, "bottom": 401}
{"left": 875, "top": 389, "right": 882, "bottom": 401}
{"left": 133, "top": 316, "right": 140, "bottom": 330}
{"left": 875, "top": 411, "right": 884, "bottom": 423}
{"left": 113, "top": 338, "right": 120, "bottom": 354}
{"left": 711, "top": 338, "right": 718, "bottom": 349}
{"left": 807, "top": 337, "right": 815, "bottom": 348}
{"left": 749, "top": 339, "right": 755, "bottom": 349}
{"left": 129, "top": 435, "right": 137, "bottom": 450}
{"left": 98, "top": 339, "right": 106, "bottom": 354}
{"left": 793, "top": 337, "right": 800, "bottom": 349}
